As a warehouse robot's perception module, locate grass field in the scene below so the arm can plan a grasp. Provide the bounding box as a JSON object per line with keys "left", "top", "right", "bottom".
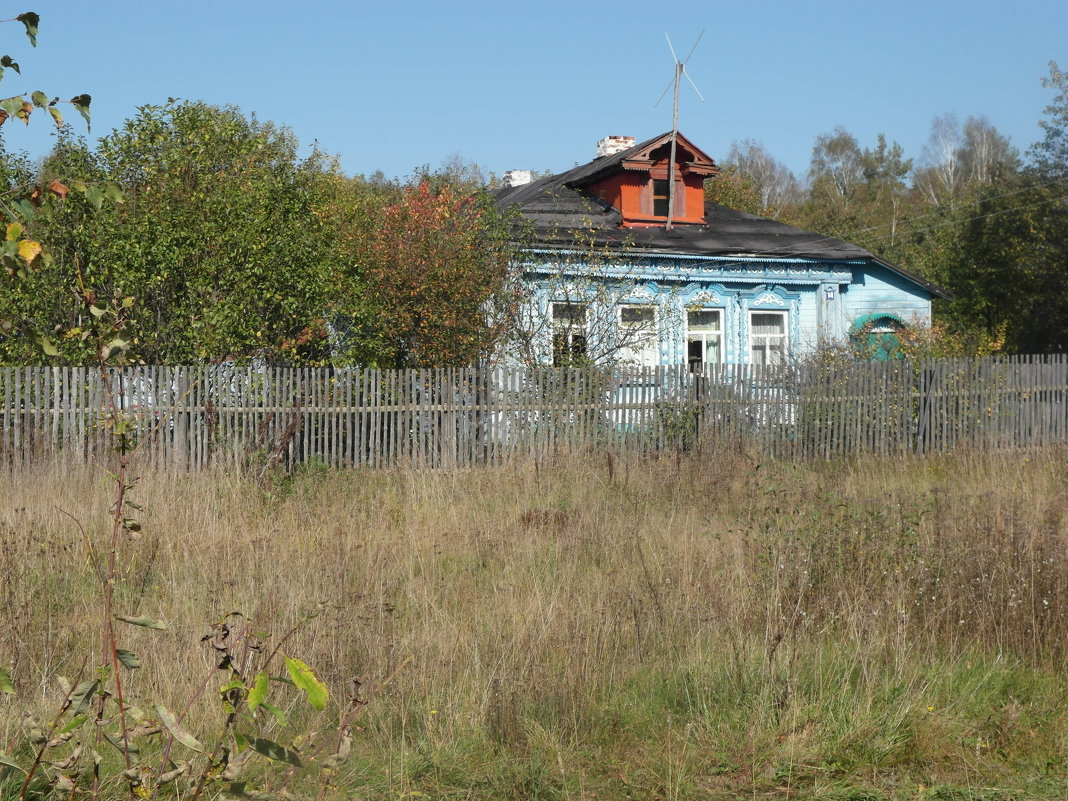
{"left": 2, "top": 448, "right": 1067, "bottom": 799}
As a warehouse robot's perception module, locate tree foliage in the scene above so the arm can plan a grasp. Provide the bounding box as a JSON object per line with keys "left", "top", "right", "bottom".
{"left": 326, "top": 175, "right": 515, "bottom": 368}
{"left": 2, "top": 100, "right": 520, "bottom": 367}
{"left": 915, "top": 114, "right": 1019, "bottom": 203}
{"left": 911, "top": 63, "right": 1068, "bottom": 353}
{"left": 714, "top": 139, "right": 798, "bottom": 218}
{"left": 808, "top": 126, "right": 864, "bottom": 202}
{"left": 1030, "top": 60, "right": 1068, "bottom": 178}
{"left": 914, "top": 177, "right": 1065, "bottom": 352}
{"left": 4, "top": 101, "right": 335, "bottom": 364}
{"left": 787, "top": 129, "right": 917, "bottom": 265}
{"left": 704, "top": 163, "right": 764, "bottom": 215}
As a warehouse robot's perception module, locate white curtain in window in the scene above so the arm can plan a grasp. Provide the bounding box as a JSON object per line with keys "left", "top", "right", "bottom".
{"left": 751, "top": 312, "right": 786, "bottom": 365}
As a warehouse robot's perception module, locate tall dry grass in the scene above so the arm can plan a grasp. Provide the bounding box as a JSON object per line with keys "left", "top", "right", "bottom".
{"left": 2, "top": 448, "right": 1068, "bottom": 798}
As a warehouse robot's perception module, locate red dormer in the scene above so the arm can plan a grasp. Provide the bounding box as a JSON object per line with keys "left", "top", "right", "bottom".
{"left": 579, "top": 132, "right": 719, "bottom": 228}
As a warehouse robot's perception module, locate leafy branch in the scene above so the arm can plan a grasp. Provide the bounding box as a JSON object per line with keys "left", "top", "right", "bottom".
{"left": 0, "top": 13, "right": 91, "bottom": 129}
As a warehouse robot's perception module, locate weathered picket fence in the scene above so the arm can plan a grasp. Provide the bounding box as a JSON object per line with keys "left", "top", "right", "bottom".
{"left": 1, "top": 356, "right": 1066, "bottom": 469}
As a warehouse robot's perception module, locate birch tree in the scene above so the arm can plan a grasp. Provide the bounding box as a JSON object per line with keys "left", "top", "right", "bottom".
{"left": 918, "top": 113, "right": 962, "bottom": 203}
{"left": 808, "top": 127, "right": 864, "bottom": 202}
{"left": 723, "top": 139, "right": 799, "bottom": 217}
{"left": 960, "top": 116, "right": 1018, "bottom": 184}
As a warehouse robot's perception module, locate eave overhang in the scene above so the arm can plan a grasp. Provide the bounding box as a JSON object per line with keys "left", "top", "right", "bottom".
{"left": 515, "top": 247, "right": 859, "bottom": 286}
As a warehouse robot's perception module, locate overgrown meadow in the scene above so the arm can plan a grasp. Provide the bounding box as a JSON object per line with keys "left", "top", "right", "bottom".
{"left": 2, "top": 449, "right": 1068, "bottom": 800}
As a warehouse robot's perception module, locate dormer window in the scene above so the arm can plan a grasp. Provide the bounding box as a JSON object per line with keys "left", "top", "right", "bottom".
{"left": 579, "top": 132, "right": 718, "bottom": 227}
{"left": 647, "top": 176, "right": 683, "bottom": 219}
{"left": 652, "top": 179, "right": 670, "bottom": 217}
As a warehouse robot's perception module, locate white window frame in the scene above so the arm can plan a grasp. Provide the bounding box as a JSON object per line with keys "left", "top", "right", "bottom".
{"left": 749, "top": 310, "right": 788, "bottom": 365}
{"left": 551, "top": 302, "right": 589, "bottom": 366}
{"left": 616, "top": 305, "right": 659, "bottom": 366}
{"left": 686, "top": 309, "right": 722, "bottom": 370}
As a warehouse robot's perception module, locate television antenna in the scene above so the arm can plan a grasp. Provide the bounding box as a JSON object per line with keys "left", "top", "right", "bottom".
{"left": 654, "top": 31, "right": 705, "bottom": 229}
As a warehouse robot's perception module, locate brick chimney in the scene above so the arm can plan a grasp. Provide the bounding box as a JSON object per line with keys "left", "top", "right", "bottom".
{"left": 502, "top": 169, "right": 533, "bottom": 188}
{"left": 596, "top": 135, "right": 636, "bottom": 158}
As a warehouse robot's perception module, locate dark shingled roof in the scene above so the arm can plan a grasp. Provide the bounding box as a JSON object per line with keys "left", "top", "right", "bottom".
{"left": 493, "top": 135, "right": 949, "bottom": 299}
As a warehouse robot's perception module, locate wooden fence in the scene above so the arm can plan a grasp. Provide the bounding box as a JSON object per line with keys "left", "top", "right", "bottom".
{"left": 2, "top": 356, "right": 1067, "bottom": 469}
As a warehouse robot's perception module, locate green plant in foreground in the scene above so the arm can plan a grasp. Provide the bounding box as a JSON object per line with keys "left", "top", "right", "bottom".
{"left": 3, "top": 612, "right": 358, "bottom": 801}
{"left": 2, "top": 197, "right": 351, "bottom": 799}
{"left": 0, "top": 311, "right": 355, "bottom": 799}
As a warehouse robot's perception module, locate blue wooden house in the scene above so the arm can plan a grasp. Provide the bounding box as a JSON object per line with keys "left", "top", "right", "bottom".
{"left": 492, "top": 132, "right": 947, "bottom": 367}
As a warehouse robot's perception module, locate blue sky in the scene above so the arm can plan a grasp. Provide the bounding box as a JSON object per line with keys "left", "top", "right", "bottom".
{"left": 3, "top": 0, "right": 1066, "bottom": 181}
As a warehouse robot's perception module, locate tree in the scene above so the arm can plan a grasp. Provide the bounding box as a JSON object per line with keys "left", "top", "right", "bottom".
{"left": 704, "top": 163, "right": 763, "bottom": 215}
{"left": 808, "top": 126, "right": 864, "bottom": 202}
{"left": 438, "top": 151, "right": 493, "bottom": 190}
{"left": 917, "top": 113, "right": 963, "bottom": 203}
{"left": 960, "top": 115, "right": 1018, "bottom": 184}
{"left": 853, "top": 134, "right": 914, "bottom": 250}
{"left": 1030, "top": 60, "right": 1068, "bottom": 178}
{"left": 7, "top": 101, "right": 335, "bottom": 364}
{"left": 912, "top": 68, "right": 1068, "bottom": 353}
{"left": 917, "top": 177, "right": 1067, "bottom": 352}
{"left": 721, "top": 139, "right": 798, "bottom": 217}
{"left": 860, "top": 134, "right": 912, "bottom": 190}
{"left": 0, "top": 133, "right": 96, "bottom": 361}
{"left": 916, "top": 114, "right": 1018, "bottom": 203}
{"left": 327, "top": 174, "right": 516, "bottom": 368}
{"left": 795, "top": 127, "right": 877, "bottom": 248}
{"left": 792, "top": 128, "right": 920, "bottom": 265}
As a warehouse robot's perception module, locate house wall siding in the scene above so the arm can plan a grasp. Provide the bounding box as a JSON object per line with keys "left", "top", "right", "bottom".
{"left": 842, "top": 265, "right": 934, "bottom": 329}
{"left": 518, "top": 252, "right": 934, "bottom": 365}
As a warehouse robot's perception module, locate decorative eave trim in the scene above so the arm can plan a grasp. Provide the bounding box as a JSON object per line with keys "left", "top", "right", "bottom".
{"left": 519, "top": 246, "right": 866, "bottom": 267}
{"left": 567, "top": 131, "right": 719, "bottom": 188}
{"left": 513, "top": 246, "right": 956, "bottom": 297}
{"left": 618, "top": 158, "right": 717, "bottom": 174}
{"left": 517, "top": 253, "right": 855, "bottom": 286}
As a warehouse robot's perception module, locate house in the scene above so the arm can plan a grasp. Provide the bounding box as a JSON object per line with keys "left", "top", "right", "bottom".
{"left": 492, "top": 132, "right": 948, "bottom": 367}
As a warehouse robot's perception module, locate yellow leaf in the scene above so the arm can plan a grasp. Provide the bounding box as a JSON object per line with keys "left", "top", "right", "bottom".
{"left": 5, "top": 222, "right": 23, "bottom": 242}
{"left": 18, "top": 238, "right": 41, "bottom": 265}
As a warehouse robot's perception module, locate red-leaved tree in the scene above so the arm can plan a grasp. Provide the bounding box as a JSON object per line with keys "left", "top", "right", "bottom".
{"left": 330, "top": 176, "right": 515, "bottom": 368}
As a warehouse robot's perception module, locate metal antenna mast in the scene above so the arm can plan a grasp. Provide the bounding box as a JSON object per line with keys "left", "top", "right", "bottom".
{"left": 655, "top": 31, "right": 705, "bottom": 230}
